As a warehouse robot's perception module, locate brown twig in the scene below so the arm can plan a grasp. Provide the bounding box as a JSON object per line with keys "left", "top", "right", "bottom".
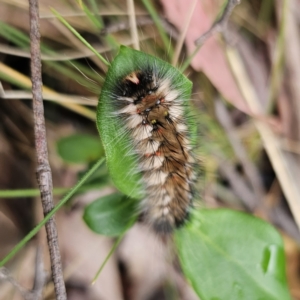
{"left": 0, "top": 249, "right": 47, "bottom": 300}
{"left": 194, "top": 0, "right": 241, "bottom": 46}
{"left": 99, "top": 16, "right": 179, "bottom": 40}
{"left": 32, "top": 246, "right": 47, "bottom": 300}
{"left": 217, "top": 155, "right": 257, "bottom": 211}
{"left": 215, "top": 99, "right": 265, "bottom": 209}
{"left": 29, "top": 0, "right": 67, "bottom": 299}
{"left": 0, "top": 267, "right": 30, "bottom": 300}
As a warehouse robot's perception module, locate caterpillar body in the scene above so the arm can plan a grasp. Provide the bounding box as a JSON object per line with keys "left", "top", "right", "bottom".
{"left": 97, "top": 46, "right": 197, "bottom": 233}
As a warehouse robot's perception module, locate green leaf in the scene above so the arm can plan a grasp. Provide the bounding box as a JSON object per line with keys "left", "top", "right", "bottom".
{"left": 57, "top": 134, "right": 104, "bottom": 164}
{"left": 175, "top": 209, "right": 291, "bottom": 300}
{"left": 97, "top": 46, "right": 194, "bottom": 199}
{"left": 83, "top": 193, "right": 138, "bottom": 236}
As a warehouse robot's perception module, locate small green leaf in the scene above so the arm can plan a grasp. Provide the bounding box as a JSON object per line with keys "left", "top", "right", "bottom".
{"left": 175, "top": 209, "right": 291, "bottom": 300}
{"left": 83, "top": 193, "right": 138, "bottom": 236}
{"left": 97, "top": 46, "right": 195, "bottom": 199}
{"left": 57, "top": 134, "right": 103, "bottom": 164}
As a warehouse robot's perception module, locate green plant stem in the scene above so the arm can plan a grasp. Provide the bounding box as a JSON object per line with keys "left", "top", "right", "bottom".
{"left": 51, "top": 9, "right": 110, "bottom": 67}
{"left": 180, "top": 44, "right": 201, "bottom": 73}
{"left": 0, "top": 184, "right": 105, "bottom": 198}
{"left": 141, "top": 0, "right": 174, "bottom": 60}
{"left": 0, "top": 188, "right": 69, "bottom": 198}
{"left": 0, "top": 158, "right": 105, "bottom": 267}
{"left": 92, "top": 232, "right": 125, "bottom": 284}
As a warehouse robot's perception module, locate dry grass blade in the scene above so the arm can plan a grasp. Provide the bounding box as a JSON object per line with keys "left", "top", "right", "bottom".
{"left": 172, "top": 0, "right": 197, "bottom": 66}
{"left": 127, "top": 0, "right": 140, "bottom": 50}
{"left": 1, "top": 90, "right": 97, "bottom": 105}
{"left": 0, "top": 62, "right": 96, "bottom": 119}
{"left": 283, "top": 0, "right": 300, "bottom": 135}
{"left": 0, "top": 32, "right": 156, "bottom": 61}
{"left": 227, "top": 46, "right": 300, "bottom": 231}
{"left": 40, "top": 9, "right": 148, "bottom": 18}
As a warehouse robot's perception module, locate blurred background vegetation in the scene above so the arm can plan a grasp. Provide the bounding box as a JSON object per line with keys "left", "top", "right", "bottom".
{"left": 0, "top": 0, "right": 300, "bottom": 299}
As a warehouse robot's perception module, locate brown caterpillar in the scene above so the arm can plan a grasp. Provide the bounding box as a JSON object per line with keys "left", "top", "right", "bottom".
{"left": 111, "top": 64, "right": 197, "bottom": 233}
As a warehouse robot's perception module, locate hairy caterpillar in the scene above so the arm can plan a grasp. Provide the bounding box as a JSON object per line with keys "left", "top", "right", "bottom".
{"left": 97, "top": 46, "right": 197, "bottom": 233}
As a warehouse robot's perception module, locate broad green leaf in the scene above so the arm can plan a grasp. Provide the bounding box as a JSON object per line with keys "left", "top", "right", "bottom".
{"left": 83, "top": 193, "right": 137, "bottom": 236}
{"left": 57, "top": 134, "right": 104, "bottom": 164}
{"left": 97, "top": 46, "right": 194, "bottom": 199}
{"left": 175, "top": 209, "right": 291, "bottom": 300}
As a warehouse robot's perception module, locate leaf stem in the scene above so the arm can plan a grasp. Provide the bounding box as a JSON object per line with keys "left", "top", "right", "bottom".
{"left": 92, "top": 232, "right": 125, "bottom": 284}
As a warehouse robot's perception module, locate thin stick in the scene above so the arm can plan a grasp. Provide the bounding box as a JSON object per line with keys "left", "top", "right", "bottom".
{"left": 28, "top": 0, "right": 67, "bottom": 299}
{"left": 127, "top": 0, "right": 140, "bottom": 50}
{"left": 215, "top": 99, "right": 265, "bottom": 210}
{"left": 32, "top": 246, "right": 47, "bottom": 300}
{"left": 180, "top": 0, "right": 240, "bottom": 73}
{"left": 172, "top": 0, "right": 197, "bottom": 66}
{"left": 194, "top": 0, "right": 241, "bottom": 47}
{"left": 0, "top": 267, "right": 30, "bottom": 300}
